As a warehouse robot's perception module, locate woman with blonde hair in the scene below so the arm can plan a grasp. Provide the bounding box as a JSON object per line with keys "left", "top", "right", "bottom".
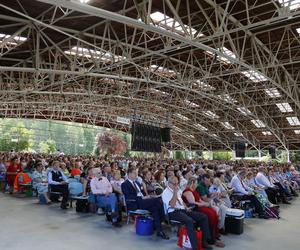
{"left": 182, "top": 177, "right": 225, "bottom": 248}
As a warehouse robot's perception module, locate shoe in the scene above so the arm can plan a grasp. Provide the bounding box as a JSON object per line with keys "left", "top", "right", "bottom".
{"left": 156, "top": 231, "right": 169, "bottom": 240}
{"left": 60, "top": 204, "right": 68, "bottom": 209}
{"left": 215, "top": 240, "right": 225, "bottom": 248}
{"left": 283, "top": 201, "right": 291, "bottom": 204}
{"left": 203, "top": 244, "right": 213, "bottom": 250}
{"left": 112, "top": 222, "right": 122, "bottom": 228}
{"left": 219, "top": 229, "right": 228, "bottom": 235}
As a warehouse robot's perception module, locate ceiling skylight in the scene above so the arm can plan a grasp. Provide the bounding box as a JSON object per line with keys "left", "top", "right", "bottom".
{"left": 279, "top": 0, "right": 300, "bottom": 10}
{"left": 218, "top": 94, "right": 237, "bottom": 103}
{"left": 64, "top": 46, "right": 125, "bottom": 63}
{"left": 193, "top": 80, "right": 215, "bottom": 91}
{"left": 294, "top": 130, "right": 300, "bottom": 134}
{"left": 184, "top": 99, "right": 199, "bottom": 108}
{"left": 221, "top": 122, "right": 235, "bottom": 130}
{"left": 203, "top": 111, "right": 219, "bottom": 119}
{"left": 79, "top": 0, "right": 90, "bottom": 3}
{"left": 237, "top": 107, "right": 252, "bottom": 116}
{"left": 173, "top": 126, "right": 183, "bottom": 132}
{"left": 234, "top": 132, "right": 244, "bottom": 137}
{"left": 149, "top": 64, "right": 177, "bottom": 77}
{"left": 186, "top": 134, "right": 195, "bottom": 139}
{"left": 205, "top": 47, "right": 237, "bottom": 64}
{"left": 150, "top": 88, "right": 170, "bottom": 96}
{"left": 264, "top": 88, "right": 281, "bottom": 98}
{"left": 276, "top": 103, "right": 293, "bottom": 113}
{"left": 287, "top": 117, "right": 300, "bottom": 126}
{"left": 146, "top": 11, "right": 203, "bottom": 38}
{"left": 262, "top": 131, "right": 272, "bottom": 136}
{"left": 175, "top": 113, "right": 190, "bottom": 121}
{"left": 251, "top": 119, "right": 266, "bottom": 128}
{"left": 194, "top": 123, "right": 208, "bottom": 131}
{"left": 241, "top": 70, "right": 268, "bottom": 82}
{"left": 0, "top": 33, "right": 27, "bottom": 47}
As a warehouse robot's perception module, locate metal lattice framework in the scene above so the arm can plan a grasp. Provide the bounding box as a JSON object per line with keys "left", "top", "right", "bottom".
{"left": 0, "top": 0, "right": 300, "bottom": 151}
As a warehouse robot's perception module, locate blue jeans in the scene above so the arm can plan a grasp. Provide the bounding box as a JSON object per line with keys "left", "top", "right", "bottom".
{"left": 96, "top": 193, "right": 118, "bottom": 213}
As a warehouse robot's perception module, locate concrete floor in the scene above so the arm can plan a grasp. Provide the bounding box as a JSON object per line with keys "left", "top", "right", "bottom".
{"left": 0, "top": 193, "right": 299, "bottom": 250}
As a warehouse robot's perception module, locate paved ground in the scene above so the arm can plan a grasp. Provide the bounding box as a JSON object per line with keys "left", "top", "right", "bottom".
{"left": 0, "top": 193, "right": 299, "bottom": 250}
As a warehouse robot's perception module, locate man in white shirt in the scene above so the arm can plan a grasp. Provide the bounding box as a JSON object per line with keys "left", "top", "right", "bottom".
{"left": 162, "top": 176, "right": 212, "bottom": 250}
{"left": 256, "top": 167, "right": 289, "bottom": 204}
{"left": 230, "top": 170, "right": 265, "bottom": 218}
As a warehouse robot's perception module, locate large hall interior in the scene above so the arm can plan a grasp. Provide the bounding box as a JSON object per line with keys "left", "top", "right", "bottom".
{"left": 1, "top": 0, "right": 300, "bottom": 250}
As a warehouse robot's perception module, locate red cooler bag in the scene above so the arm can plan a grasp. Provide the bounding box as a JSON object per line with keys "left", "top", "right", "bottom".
{"left": 177, "top": 226, "right": 203, "bottom": 250}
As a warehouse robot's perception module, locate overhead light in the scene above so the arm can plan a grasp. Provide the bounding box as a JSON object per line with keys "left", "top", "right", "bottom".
{"left": 205, "top": 47, "right": 236, "bottom": 64}
{"left": 175, "top": 113, "right": 190, "bottom": 121}
{"left": 251, "top": 119, "right": 266, "bottom": 128}
{"left": 184, "top": 99, "right": 199, "bottom": 108}
{"left": 193, "top": 80, "right": 215, "bottom": 91}
{"left": 218, "top": 94, "right": 237, "bottom": 103}
{"left": 79, "top": 0, "right": 90, "bottom": 3}
{"left": 194, "top": 123, "right": 208, "bottom": 131}
{"left": 241, "top": 70, "right": 268, "bottom": 82}
{"left": 234, "top": 132, "right": 244, "bottom": 137}
{"left": 287, "top": 116, "right": 300, "bottom": 126}
{"left": 294, "top": 130, "right": 300, "bottom": 134}
{"left": 276, "top": 103, "right": 293, "bottom": 113}
{"left": 262, "top": 131, "right": 272, "bottom": 136}
{"left": 145, "top": 11, "right": 204, "bottom": 38}
{"left": 203, "top": 111, "right": 219, "bottom": 119}
{"left": 221, "top": 122, "right": 235, "bottom": 130}
{"left": 264, "top": 88, "right": 281, "bottom": 98}
{"left": 237, "top": 107, "right": 252, "bottom": 116}
{"left": 186, "top": 134, "right": 195, "bottom": 139}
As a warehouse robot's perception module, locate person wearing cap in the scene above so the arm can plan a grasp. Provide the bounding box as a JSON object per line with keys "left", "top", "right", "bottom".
{"left": 48, "top": 161, "right": 69, "bottom": 209}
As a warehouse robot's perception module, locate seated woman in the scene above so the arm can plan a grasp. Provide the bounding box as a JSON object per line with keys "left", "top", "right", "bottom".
{"left": 32, "top": 162, "right": 51, "bottom": 204}
{"left": 6, "top": 157, "right": 22, "bottom": 193}
{"left": 141, "top": 170, "right": 156, "bottom": 196}
{"left": 90, "top": 170, "right": 121, "bottom": 227}
{"left": 60, "top": 162, "right": 70, "bottom": 177}
{"left": 110, "top": 170, "right": 125, "bottom": 203}
{"left": 198, "top": 174, "right": 229, "bottom": 235}
{"left": 182, "top": 177, "right": 225, "bottom": 248}
{"left": 153, "top": 170, "right": 167, "bottom": 196}
{"left": 214, "top": 172, "right": 233, "bottom": 208}
{"left": 244, "top": 171, "right": 269, "bottom": 199}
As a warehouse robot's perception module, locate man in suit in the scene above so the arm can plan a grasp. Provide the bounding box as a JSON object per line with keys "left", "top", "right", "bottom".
{"left": 121, "top": 167, "right": 169, "bottom": 240}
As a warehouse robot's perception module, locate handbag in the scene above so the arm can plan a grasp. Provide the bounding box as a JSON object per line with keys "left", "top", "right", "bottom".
{"left": 177, "top": 226, "right": 203, "bottom": 250}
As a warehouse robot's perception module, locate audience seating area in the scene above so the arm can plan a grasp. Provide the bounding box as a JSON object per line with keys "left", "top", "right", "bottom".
{"left": 1, "top": 152, "right": 300, "bottom": 250}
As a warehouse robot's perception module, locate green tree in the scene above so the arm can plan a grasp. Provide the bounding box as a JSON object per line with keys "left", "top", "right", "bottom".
{"left": 213, "top": 151, "right": 233, "bottom": 160}
{"left": 39, "top": 139, "right": 56, "bottom": 154}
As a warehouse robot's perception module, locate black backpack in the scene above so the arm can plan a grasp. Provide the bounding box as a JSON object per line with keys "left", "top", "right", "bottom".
{"left": 76, "top": 199, "right": 89, "bottom": 213}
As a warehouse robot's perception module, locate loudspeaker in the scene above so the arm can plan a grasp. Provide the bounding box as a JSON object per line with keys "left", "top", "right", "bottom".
{"left": 161, "top": 127, "right": 171, "bottom": 142}
{"left": 235, "top": 142, "right": 246, "bottom": 158}
{"left": 269, "top": 148, "right": 276, "bottom": 159}
{"left": 131, "top": 122, "right": 162, "bottom": 152}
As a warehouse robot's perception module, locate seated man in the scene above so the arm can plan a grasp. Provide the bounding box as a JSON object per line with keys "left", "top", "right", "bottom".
{"left": 162, "top": 176, "right": 212, "bottom": 250}
{"left": 90, "top": 170, "right": 121, "bottom": 227}
{"left": 121, "top": 167, "right": 169, "bottom": 240}
{"left": 230, "top": 170, "right": 265, "bottom": 218}
{"left": 48, "top": 161, "right": 69, "bottom": 209}
{"left": 256, "top": 166, "right": 290, "bottom": 204}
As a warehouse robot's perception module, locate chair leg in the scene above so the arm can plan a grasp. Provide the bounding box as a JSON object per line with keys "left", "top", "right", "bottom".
{"left": 127, "top": 214, "right": 130, "bottom": 225}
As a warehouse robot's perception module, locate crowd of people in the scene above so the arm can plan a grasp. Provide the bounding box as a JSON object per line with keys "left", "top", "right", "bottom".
{"left": 1, "top": 152, "right": 300, "bottom": 250}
